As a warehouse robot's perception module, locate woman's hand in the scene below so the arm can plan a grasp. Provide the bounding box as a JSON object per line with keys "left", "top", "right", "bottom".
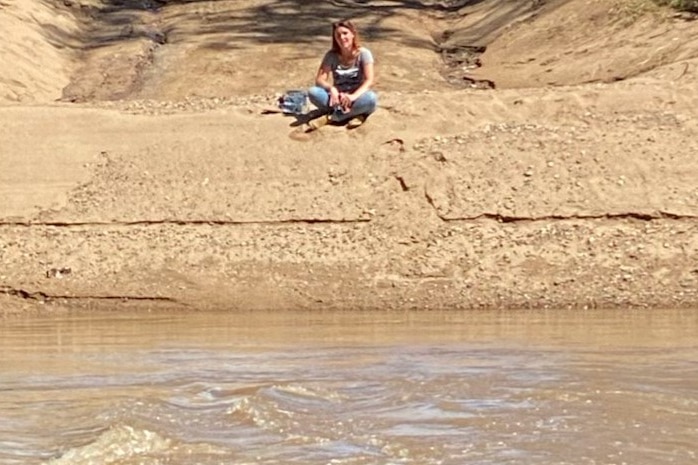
{"left": 329, "top": 86, "right": 341, "bottom": 107}
{"left": 339, "top": 92, "right": 353, "bottom": 112}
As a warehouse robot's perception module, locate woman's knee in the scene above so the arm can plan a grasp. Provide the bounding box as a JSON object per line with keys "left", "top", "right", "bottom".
{"left": 356, "top": 90, "right": 378, "bottom": 114}
{"left": 308, "top": 86, "right": 329, "bottom": 109}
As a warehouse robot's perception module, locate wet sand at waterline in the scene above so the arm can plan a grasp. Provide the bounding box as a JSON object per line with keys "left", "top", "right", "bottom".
{"left": 1, "top": 0, "right": 697, "bottom": 314}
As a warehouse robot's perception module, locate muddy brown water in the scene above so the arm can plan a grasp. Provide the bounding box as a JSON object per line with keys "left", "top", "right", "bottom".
{"left": 1, "top": 309, "right": 696, "bottom": 465}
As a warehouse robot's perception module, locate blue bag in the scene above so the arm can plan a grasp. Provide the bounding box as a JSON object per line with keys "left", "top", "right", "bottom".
{"left": 278, "top": 90, "right": 308, "bottom": 115}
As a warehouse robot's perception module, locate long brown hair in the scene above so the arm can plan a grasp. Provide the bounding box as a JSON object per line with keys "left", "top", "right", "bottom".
{"left": 331, "top": 19, "right": 362, "bottom": 55}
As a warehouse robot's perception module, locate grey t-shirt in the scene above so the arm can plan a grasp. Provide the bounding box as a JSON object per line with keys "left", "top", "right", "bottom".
{"left": 322, "top": 47, "right": 374, "bottom": 93}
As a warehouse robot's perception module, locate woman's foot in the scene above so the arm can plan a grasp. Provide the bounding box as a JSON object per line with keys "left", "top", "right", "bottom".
{"left": 304, "top": 114, "right": 330, "bottom": 132}
{"left": 346, "top": 115, "right": 366, "bottom": 129}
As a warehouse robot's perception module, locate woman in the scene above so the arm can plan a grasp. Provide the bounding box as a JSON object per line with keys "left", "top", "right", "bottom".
{"left": 307, "top": 19, "right": 377, "bottom": 130}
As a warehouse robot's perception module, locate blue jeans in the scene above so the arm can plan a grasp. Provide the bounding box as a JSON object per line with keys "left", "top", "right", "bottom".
{"left": 307, "top": 86, "right": 377, "bottom": 122}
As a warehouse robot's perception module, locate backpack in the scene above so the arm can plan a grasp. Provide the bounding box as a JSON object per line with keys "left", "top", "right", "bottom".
{"left": 277, "top": 90, "right": 308, "bottom": 115}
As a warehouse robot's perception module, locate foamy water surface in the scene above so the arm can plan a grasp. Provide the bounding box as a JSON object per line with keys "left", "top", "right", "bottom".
{"left": 1, "top": 309, "right": 697, "bottom": 465}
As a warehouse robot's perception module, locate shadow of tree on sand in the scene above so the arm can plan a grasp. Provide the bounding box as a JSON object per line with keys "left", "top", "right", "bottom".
{"left": 44, "top": 0, "right": 489, "bottom": 52}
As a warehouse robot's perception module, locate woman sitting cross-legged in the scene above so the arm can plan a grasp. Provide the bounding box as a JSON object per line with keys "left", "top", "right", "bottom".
{"left": 306, "top": 19, "right": 377, "bottom": 131}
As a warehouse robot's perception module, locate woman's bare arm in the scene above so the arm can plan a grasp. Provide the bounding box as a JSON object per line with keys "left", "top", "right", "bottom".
{"left": 315, "top": 63, "right": 340, "bottom": 106}
{"left": 347, "top": 60, "right": 374, "bottom": 102}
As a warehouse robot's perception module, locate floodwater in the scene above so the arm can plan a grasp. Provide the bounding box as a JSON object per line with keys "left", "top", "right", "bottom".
{"left": 1, "top": 309, "right": 697, "bottom": 465}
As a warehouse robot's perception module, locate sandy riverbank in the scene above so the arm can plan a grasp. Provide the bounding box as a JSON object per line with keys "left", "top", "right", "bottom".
{"left": 1, "top": 0, "right": 697, "bottom": 315}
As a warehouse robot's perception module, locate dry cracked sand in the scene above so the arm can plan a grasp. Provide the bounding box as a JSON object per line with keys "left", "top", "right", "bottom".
{"left": 1, "top": 0, "right": 697, "bottom": 315}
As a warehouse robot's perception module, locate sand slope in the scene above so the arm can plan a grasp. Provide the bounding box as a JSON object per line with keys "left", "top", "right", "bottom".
{"left": 0, "top": 0, "right": 79, "bottom": 101}
{"left": 1, "top": 0, "right": 697, "bottom": 314}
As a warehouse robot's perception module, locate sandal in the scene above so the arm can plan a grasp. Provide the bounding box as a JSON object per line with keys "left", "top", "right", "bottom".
{"left": 304, "top": 115, "right": 330, "bottom": 132}
{"left": 346, "top": 115, "right": 366, "bottom": 129}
